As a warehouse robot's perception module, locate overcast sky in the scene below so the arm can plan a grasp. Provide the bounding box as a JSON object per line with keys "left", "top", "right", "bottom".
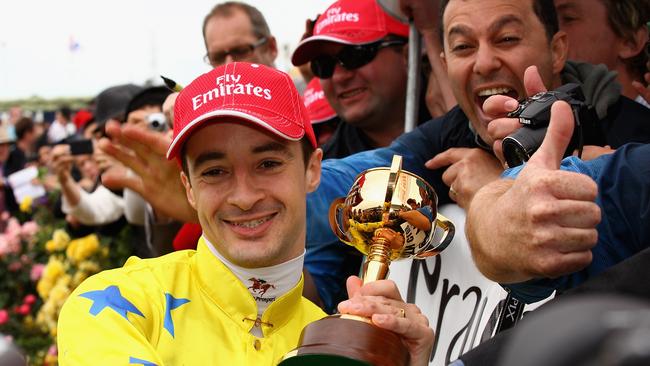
{"left": 0, "top": 0, "right": 332, "bottom": 100}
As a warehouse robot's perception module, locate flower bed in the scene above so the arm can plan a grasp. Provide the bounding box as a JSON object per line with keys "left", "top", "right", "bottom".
{"left": 0, "top": 192, "right": 133, "bottom": 364}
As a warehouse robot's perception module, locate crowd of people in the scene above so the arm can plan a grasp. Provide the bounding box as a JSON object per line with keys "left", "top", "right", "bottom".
{"left": 0, "top": 0, "right": 649, "bottom": 365}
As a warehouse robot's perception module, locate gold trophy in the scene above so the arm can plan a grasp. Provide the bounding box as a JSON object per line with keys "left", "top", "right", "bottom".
{"left": 280, "top": 155, "right": 454, "bottom": 366}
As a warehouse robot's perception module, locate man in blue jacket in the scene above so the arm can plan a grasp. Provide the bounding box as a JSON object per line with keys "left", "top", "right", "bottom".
{"left": 305, "top": 0, "right": 650, "bottom": 312}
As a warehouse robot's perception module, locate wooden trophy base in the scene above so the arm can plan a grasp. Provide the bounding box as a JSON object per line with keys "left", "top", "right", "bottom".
{"left": 279, "top": 314, "right": 409, "bottom": 366}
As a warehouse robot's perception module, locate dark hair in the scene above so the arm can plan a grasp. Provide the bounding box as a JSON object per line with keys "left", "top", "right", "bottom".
{"left": 438, "top": 0, "right": 559, "bottom": 45}
{"left": 15, "top": 117, "right": 35, "bottom": 140}
{"left": 180, "top": 136, "right": 315, "bottom": 180}
{"left": 602, "top": 0, "right": 650, "bottom": 81}
{"left": 125, "top": 86, "right": 172, "bottom": 120}
{"left": 202, "top": 2, "right": 271, "bottom": 45}
{"left": 59, "top": 106, "right": 72, "bottom": 120}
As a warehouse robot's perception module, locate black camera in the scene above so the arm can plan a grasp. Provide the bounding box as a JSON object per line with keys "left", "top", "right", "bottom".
{"left": 67, "top": 138, "right": 94, "bottom": 155}
{"left": 502, "top": 83, "right": 597, "bottom": 167}
{"left": 146, "top": 112, "right": 168, "bottom": 132}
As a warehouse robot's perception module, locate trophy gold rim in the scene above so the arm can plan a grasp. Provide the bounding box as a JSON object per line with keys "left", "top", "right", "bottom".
{"left": 352, "top": 167, "right": 439, "bottom": 207}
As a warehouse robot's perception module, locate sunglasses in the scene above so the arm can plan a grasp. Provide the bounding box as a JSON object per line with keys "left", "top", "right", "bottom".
{"left": 310, "top": 39, "right": 407, "bottom": 79}
{"left": 204, "top": 37, "right": 268, "bottom": 66}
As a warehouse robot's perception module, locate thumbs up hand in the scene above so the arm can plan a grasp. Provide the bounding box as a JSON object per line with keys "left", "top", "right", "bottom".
{"left": 466, "top": 97, "right": 601, "bottom": 284}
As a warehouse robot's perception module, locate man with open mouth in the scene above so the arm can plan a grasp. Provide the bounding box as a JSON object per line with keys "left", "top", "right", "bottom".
{"left": 305, "top": 0, "right": 650, "bottom": 321}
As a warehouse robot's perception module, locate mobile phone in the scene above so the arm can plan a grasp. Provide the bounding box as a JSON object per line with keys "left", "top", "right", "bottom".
{"left": 68, "top": 139, "right": 94, "bottom": 155}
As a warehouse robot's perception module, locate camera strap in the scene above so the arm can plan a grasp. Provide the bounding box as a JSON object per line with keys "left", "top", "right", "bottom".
{"left": 494, "top": 291, "right": 525, "bottom": 333}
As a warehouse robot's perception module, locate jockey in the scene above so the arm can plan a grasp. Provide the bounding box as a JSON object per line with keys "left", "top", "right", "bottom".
{"left": 56, "top": 63, "right": 434, "bottom": 365}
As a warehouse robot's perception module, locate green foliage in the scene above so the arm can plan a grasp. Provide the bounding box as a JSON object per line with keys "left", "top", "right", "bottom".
{"left": 0, "top": 96, "right": 92, "bottom": 113}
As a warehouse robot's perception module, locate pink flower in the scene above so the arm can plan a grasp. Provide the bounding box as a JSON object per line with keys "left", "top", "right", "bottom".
{"left": 0, "top": 230, "right": 21, "bottom": 256}
{"left": 8, "top": 261, "right": 22, "bottom": 272}
{"left": 16, "top": 304, "right": 30, "bottom": 315}
{"left": 20, "top": 254, "right": 31, "bottom": 265}
{"left": 20, "top": 221, "right": 39, "bottom": 238}
{"left": 0, "top": 234, "right": 9, "bottom": 256}
{"left": 0, "top": 212, "right": 9, "bottom": 221}
{"left": 5, "top": 218, "right": 20, "bottom": 237}
{"left": 30, "top": 263, "right": 45, "bottom": 281}
{"left": 0, "top": 309, "right": 8, "bottom": 325}
{"left": 23, "top": 294, "right": 36, "bottom": 306}
{"left": 47, "top": 345, "right": 57, "bottom": 356}
{"left": 5, "top": 232, "right": 20, "bottom": 253}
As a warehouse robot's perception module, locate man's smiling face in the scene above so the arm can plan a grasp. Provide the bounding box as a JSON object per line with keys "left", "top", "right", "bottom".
{"left": 181, "top": 121, "right": 321, "bottom": 268}
{"left": 441, "top": 0, "right": 566, "bottom": 145}
{"left": 319, "top": 40, "right": 408, "bottom": 133}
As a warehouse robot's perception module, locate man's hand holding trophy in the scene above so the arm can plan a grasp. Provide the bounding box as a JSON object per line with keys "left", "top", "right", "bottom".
{"left": 281, "top": 155, "right": 454, "bottom": 366}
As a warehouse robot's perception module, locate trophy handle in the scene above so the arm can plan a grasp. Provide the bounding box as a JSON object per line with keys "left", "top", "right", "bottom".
{"left": 434, "top": 213, "right": 455, "bottom": 252}
{"left": 328, "top": 197, "right": 348, "bottom": 242}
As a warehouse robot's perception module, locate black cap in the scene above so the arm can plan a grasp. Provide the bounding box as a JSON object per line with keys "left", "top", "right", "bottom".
{"left": 94, "top": 84, "right": 143, "bottom": 124}
{"left": 124, "top": 86, "right": 172, "bottom": 120}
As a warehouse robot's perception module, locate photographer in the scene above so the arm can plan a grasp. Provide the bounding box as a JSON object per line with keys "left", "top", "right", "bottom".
{"left": 470, "top": 64, "right": 650, "bottom": 301}
{"left": 51, "top": 141, "right": 124, "bottom": 226}
{"left": 120, "top": 86, "right": 180, "bottom": 257}
{"left": 301, "top": 0, "right": 650, "bottom": 311}
{"left": 51, "top": 84, "right": 141, "bottom": 226}
{"left": 120, "top": 86, "right": 173, "bottom": 227}
{"left": 454, "top": 86, "right": 650, "bottom": 366}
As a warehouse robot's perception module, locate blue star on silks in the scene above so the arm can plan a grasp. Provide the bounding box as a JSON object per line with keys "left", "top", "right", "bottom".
{"left": 79, "top": 285, "right": 144, "bottom": 321}
{"left": 129, "top": 356, "right": 157, "bottom": 365}
{"left": 163, "top": 293, "right": 190, "bottom": 338}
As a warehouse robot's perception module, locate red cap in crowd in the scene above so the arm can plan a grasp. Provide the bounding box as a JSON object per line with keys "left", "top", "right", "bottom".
{"left": 292, "top": 0, "right": 409, "bottom": 65}
{"left": 73, "top": 109, "right": 93, "bottom": 130}
{"left": 167, "top": 62, "right": 317, "bottom": 160}
{"left": 303, "top": 78, "right": 337, "bottom": 124}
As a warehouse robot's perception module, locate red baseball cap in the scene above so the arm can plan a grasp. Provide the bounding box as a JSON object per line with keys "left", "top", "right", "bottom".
{"left": 73, "top": 109, "right": 93, "bottom": 130}
{"left": 303, "top": 78, "right": 337, "bottom": 124}
{"left": 167, "top": 62, "right": 317, "bottom": 160}
{"left": 292, "top": 0, "right": 409, "bottom": 66}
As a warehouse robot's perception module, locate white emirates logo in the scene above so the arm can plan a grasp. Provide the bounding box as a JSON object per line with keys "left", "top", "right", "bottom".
{"left": 192, "top": 73, "right": 272, "bottom": 110}
{"left": 304, "top": 88, "right": 325, "bottom": 108}
{"left": 315, "top": 7, "right": 360, "bottom": 34}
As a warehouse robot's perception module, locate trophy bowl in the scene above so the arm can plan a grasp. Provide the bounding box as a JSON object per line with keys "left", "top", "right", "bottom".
{"left": 280, "top": 156, "right": 454, "bottom": 366}
{"left": 328, "top": 157, "right": 454, "bottom": 282}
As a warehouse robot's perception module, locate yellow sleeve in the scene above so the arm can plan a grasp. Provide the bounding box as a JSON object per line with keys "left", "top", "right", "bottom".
{"left": 57, "top": 268, "right": 165, "bottom": 366}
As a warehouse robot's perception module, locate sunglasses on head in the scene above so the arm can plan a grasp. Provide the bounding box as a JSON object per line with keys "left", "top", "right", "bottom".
{"left": 310, "top": 39, "right": 407, "bottom": 79}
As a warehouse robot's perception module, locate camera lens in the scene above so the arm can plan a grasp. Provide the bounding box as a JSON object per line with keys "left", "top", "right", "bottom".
{"left": 502, "top": 127, "right": 548, "bottom": 167}
{"left": 146, "top": 113, "right": 168, "bottom": 132}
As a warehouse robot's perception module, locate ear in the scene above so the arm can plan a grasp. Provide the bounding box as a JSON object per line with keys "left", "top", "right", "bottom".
{"left": 305, "top": 148, "right": 322, "bottom": 193}
{"left": 440, "top": 50, "right": 448, "bottom": 72}
{"left": 549, "top": 31, "right": 569, "bottom": 75}
{"left": 401, "top": 42, "right": 409, "bottom": 65}
{"left": 266, "top": 36, "right": 279, "bottom": 62}
{"left": 618, "top": 27, "right": 649, "bottom": 60}
{"left": 180, "top": 171, "right": 197, "bottom": 210}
